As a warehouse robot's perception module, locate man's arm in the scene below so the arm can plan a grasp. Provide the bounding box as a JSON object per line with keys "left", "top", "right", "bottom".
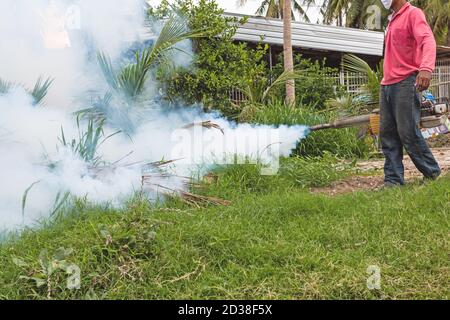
{"left": 411, "top": 8, "right": 436, "bottom": 91}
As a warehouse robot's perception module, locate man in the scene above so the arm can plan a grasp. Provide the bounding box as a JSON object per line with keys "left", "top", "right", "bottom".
{"left": 380, "top": 0, "right": 441, "bottom": 186}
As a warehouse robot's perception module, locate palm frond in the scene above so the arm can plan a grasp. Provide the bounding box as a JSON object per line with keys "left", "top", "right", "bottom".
{"left": 142, "top": 13, "right": 203, "bottom": 69}
{"left": 0, "top": 78, "right": 14, "bottom": 94}
{"left": 293, "top": 0, "right": 311, "bottom": 22}
{"left": 1, "top": 76, "right": 52, "bottom": 106}
{"left": 262, "top": 70, "right": 302, "bottom": 102}
{"left": 238, "top": 70, "right": 303, "bottom": 106}
{"left": 97, "top": 52, "right": 120, "bottom": 92}
{"left": 342, "top": 54, "right": 374, "bottom": 75}
{"left": 30, "top": 76, "right": 53, "bottom": 105}
{"left": 117, "top": 52, "right": 149, "bottom": 100}
{"left": 98, "top": 13, "right": 204, "bottom": 102}
{"left": 342, "top": 54, "right": 383, "bottom": 104}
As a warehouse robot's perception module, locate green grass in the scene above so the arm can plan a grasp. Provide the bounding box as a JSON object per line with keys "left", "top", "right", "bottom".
{"left": 201, "top": 155, "right": 353, "bottom": 200}
{"left": 0, "top": 170, "right": 448, "bottom": 300}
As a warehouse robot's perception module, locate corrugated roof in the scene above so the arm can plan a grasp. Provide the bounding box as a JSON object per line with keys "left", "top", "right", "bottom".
{"left": 226, "top": 13, "right": 385, "bottom": 57}
{"left": 437, "top": 46, "right": 450, "bottom": 58}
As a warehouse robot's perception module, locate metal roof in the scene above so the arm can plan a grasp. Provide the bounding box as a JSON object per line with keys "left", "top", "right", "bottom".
{"left": 226, "top": 13, "right": 385, "bottom": 57}
{"left": 437, "top": 46, "right": 450, "bottom": 58}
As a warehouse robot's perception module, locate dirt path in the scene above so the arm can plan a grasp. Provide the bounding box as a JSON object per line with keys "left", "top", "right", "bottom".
{"left": 311, "top": 148, "right": 450, "bottom": 196}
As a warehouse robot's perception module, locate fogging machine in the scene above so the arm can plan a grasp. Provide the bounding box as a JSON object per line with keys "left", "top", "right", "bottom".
{"left": 310, "top": 92, "right": 450, "bottom": 136}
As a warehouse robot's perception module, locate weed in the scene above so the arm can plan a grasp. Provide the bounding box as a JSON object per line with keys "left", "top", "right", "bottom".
{"left": 12, "top": 247, "right": 77, "bottom": 299}
{"left": 59, "top": 117, "right": 120, "bottom": 166}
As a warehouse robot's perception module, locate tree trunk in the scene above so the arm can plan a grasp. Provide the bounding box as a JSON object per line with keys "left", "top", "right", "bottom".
{"left": 283, "top": 0, "right": 296, "bottom": 107}
{"left": 447, "top": 20, "right": 450, "bottom": 46}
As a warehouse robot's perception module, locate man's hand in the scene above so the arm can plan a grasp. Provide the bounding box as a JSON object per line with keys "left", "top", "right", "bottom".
{"left": 416, "top": 70, "right": 432, "bottom": 92}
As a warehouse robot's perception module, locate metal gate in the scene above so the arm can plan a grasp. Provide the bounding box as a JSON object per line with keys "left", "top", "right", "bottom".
{"left": 430, "top": 58, "right": 450, "bottom": 99}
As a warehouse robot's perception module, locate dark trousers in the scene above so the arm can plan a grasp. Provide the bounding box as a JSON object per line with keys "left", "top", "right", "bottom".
{"left": 380, "top": 74, "right": 441, "bottom": 185}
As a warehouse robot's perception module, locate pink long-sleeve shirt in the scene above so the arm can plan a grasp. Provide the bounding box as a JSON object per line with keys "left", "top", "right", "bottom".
{"left": 381, "top": 2, "right": 436, "bottom": 85}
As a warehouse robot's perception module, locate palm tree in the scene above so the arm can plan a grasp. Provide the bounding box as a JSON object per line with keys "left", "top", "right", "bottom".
{"left": 239, "top": 70, "right": 303, "bottom": 106}
{"left": 321, "top": 0, "right": 347, "bottom": 26}
{"left": 238, "top": 0, "right": 311, "bottom": 21}
{"left": 320, "top": 0, "right": 448, "bottom": 40}
{"left": 346, "top": 0, "right": 390, "bottom": 29}
{"left": 413, "top": 0, "right": 450, "bottom": 45}
{"left": 318, "top": 0, "right": 388, "bottom": 29}
{"left": 283, "top": 0, "right": 296, "bottom": 106}
{"left": 238, "top": 0, "right": 298, "bottom": 105}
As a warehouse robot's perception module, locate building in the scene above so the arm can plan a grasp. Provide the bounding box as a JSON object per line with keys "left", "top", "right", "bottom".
{"left": 227, "top": 13, "right": 450, "bottom": 99}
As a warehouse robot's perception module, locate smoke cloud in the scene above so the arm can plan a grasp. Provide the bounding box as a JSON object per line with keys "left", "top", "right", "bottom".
{"left": 0, "top": 0, "right": 309, "bottom": 232}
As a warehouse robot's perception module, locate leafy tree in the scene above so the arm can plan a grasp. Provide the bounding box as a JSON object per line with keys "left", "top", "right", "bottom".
{"left": 149, "top": 0, "right": 268, "bottom": 115}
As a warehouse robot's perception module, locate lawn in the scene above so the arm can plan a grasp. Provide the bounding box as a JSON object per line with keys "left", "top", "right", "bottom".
{"left": 1, "top": 0, "right": 448, "bottom": 302}
{"left": 0, "top": 170, "right": 448, "bottom": 300}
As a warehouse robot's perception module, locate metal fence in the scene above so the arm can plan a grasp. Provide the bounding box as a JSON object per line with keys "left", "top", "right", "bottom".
{"left": 430, "top": 58, "right": 450, "bottom": 99}
{"left": 331, "top": 59, "right": 450, "bottom": 99}
{"left": 229, "top": 59, "right": 450, "bottom": 103}
{"left": 328, "top": 72, "right": 367, "bottom": 95}
{"left": 229, "top": 88, "right": 246, "bottom": 105}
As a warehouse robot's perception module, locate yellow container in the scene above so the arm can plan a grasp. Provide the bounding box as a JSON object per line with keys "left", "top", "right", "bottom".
{"left": 369, "top": 114, "right": 380, "bottom": 135}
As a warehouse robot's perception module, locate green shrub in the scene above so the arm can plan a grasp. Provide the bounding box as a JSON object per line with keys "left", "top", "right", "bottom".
{"left": 249, "top": 100, "right": 374, "bottom": 159}
{"left": 298, "top": 126, "right": 373, "bottom": 159}
{"left": 271, "top": 54, "right": 343, "bottom": 109}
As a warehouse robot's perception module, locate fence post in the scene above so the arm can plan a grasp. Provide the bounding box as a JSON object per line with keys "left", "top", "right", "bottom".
{"left": 340, "top": 70, "right": 345, "bottom": 88}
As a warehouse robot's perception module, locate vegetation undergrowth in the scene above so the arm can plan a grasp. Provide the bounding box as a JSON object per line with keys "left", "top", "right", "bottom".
{"left": 1, "top": 174, "right": 448, "bottom": 300}
{"left": 249, "top": 101, "right": 374, "bottom": 159}
{"left": 199, "top": 153, "right": 355, "bottom": 200}
{"left": 2, "top": 0, "right": 448, "bottom": 302}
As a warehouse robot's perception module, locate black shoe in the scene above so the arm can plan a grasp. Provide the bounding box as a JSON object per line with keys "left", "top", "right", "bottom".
{"left": 381, "top": 181, "right": 402, "bottom": 189}
{"left": 423, "top": 172, "right": 441, "bottom": 182}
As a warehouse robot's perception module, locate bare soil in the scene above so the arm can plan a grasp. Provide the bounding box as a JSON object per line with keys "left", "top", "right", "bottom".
{"left": 311, "top": 147, "right": 450, "bottom": 196}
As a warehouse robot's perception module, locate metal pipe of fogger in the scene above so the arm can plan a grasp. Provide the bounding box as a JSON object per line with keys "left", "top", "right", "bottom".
{"left": 309, "top": 114, "right": 372, "bottom": 131}
{"left": 309, "top": 111, "right": 448, "bottom": 132}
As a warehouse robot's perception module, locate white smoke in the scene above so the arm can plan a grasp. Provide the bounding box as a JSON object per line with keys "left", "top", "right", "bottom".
{"left": 0, "top": 0, "right": 144, "bottom": 108}
{"left": 0, "top": 0, "right": 309, "bottom": 232}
